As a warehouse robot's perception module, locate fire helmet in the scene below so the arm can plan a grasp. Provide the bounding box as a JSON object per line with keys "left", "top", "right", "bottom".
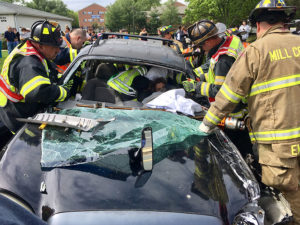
{"left": 187, "top": 20, "right": 226, "bottom": 48}
{"left": 249, "top": 0, "right": 296, "bottom": 26}
{"left": 29, "top": 20, "right": 63, "bottom": 47}
{"left": 159, "top": 25, "right": 173, "bottom": 37}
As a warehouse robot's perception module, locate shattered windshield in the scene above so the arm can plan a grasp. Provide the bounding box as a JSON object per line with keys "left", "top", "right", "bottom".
{"left": 41, "top": 107, "right": 207, "bottom": 167}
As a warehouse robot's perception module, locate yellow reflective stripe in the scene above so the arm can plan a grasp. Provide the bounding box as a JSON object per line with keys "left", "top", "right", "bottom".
{"left": 249, "top": 126, "right": 300, "bottom": 142}
{"left": 20, "top": 76, "right": 51, "bottom": 98}
{"left": 56, "top": 86, "right": 67, "bottom": 102}
{"left": 70, "top": 48, "right": 77, "bottom": 62}
{"left": 194, "top": 67, "right": 204, "bottom": 77}
{"left": 189, "top": 58, "right": 194, "bottom": 68}
{"left": 200, "top": 82, "right": 210, "bottom": 96}
{"left": 204, "top": 73, "right": 209, "bottom": 81}
{"left": 42, "top": 28, "right": 50, "bottom": 34}
{"left": 176, "top": 73, "right": 183, "bottom": 84}
{"left": 229, "top": 108, "right": 248, "bottom": 119}
{"left": 250, "top": 74, "right": 300, "bottom": 97}
{"left": 214, "top": 76, "right": 225, "bottom": 85}
{"left": 200, "top": 82, "right": 205, "bottom": 96}
{"left": 205, "top": 111, "right": 221, "bottom": 125}
{"left": 220, "top": 83, "right": 243, "bottom": 103}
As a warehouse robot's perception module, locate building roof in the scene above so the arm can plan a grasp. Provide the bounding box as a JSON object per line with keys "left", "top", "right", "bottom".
{"left": 0, "top": 1, "right": 73, "bottom": 21}
{"left": 147, "top": 1, "right": 187, "bottom": 17}
{"left": 78, "top": 3, "right": 106, "bottom": 12}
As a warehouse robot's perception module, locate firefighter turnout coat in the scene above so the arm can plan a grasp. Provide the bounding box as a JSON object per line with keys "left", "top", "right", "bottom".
{"left": 0, "top": 40, "right": 69, "bottom": 132}
{"left": 203, "top": 25, "right": 300, "bottom": 144}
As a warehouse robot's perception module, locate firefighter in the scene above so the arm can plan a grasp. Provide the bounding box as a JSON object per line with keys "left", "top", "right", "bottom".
{"left": 0, "top": 20, "right": 73, "bottom": 133}
{"left": 54, "top": 28, "right": 88, "bottom": 96}
{"left": 107, "top": 66, "right": 150, "bottom": 102}
{"left": 182, "top": 20, "right": 244, "bottom": 104}
{"left": 183, "top": 20, "right": 252, "bottom": 157}
{"left": 183, "top": 20, "right": 247, "bottom": 118}
{"left": 199, "top": 1, "right": 300, "bottom": 224}
{"left": 159, "top": 25, "right": 183, "bottom": 52}
{"left": 54, "top": 28, "right": 87, "bottom": 73}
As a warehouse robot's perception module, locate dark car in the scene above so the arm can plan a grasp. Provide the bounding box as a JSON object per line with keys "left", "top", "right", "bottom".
{"left": 0, "top": 34, "right": 292, "bottom": 225}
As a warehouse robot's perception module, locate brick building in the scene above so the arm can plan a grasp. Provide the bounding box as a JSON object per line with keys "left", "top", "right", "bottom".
{"left": 78, "top": 3, "right": 106, "bottom": 29}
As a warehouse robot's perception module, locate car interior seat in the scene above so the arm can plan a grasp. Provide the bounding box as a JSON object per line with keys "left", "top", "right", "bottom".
{"left": 82, "top": 63, "right": 118, "bottom": 102}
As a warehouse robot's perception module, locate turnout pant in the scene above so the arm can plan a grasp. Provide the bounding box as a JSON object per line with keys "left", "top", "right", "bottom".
{"left": 258, "top": 143, "right": 300, "bottom": 225}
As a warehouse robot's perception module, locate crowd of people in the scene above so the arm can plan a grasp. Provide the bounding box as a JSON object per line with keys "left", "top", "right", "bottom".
{"left": 0, "top": 0, "right": 299, "bottom": 224}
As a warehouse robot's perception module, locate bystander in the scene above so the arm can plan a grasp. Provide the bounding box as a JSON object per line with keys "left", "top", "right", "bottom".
{"left": 4, "top": 26, "right": 16, "bottom": 54}
{"left": 239, "top": 20, "right": 251, "bottom": 41}
{"left": 13, "top": 28, "right": 20, "bottom": 47}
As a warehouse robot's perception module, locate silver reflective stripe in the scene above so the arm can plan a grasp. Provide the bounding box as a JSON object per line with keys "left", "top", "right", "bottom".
{"left": 249, "top": 127, "right": 300, "bottom": 141}
{"left": 202, "top": 82, "right": 210, "bottom": 96}
{"left": 139, "top": 67, "right": 147, "bottom": 76}
{"left": 0, "top": 76, "right": 11, "bottom": 90}
{"left": 220, "top": 84, "right": 242, "bottom": 103}
{"left": 20, "top": 77, "right": 50, "bottom": 97}
{"left": 250, "top": 75, "right": 300, "bottom": 96}
{"left": 214, "top": 77, "right": 225, "bottom": 84}
{"left": 110, "top": 79, "right": 136, "bottom": 96}
{"left": 206, "top": 111, "right": 221, "bottom": 125}
{"left": 0, "top": 87, "right": 19, "bottom": 102}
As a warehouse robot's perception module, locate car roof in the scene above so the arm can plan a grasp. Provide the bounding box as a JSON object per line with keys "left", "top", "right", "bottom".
{"left": 78, "top": 37, "right": 187, "bottom": 72}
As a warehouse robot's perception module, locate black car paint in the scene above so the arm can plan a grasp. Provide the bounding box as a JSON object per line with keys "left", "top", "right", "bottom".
{"left": 0, "top": 123, "right": 248, "bottom": 224}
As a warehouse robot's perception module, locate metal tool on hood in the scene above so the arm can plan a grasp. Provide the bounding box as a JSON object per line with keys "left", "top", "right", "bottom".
{"left": 17, "top": 113, "right": 115, "bottom": 132}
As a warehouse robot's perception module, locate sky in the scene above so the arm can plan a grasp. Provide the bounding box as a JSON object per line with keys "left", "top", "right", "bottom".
{"left": 62, "top": 0, "right": 186, "bottom": 11}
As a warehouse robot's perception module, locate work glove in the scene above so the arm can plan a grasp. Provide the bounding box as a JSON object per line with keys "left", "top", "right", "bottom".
{"left": 63, "top": 79, "right": 74, "bottom": 91}
{"left": 199, "top": 122, "right": 216, "bottom": 134}
{"left": 183, "top": 79, "right": 196, "bottom": 92}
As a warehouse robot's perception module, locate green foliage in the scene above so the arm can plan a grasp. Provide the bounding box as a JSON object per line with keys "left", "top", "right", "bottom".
{"left": 26, "top": 0, "right": 68, "bottom": 16}
{"left": 160, "top": 0, "right": 181, "bottom": 26}
{"left": 25, "top": 0, "right": 79, "bottom": 28}
{"left": 135, "top": 0, "right": 160, "bottom": 11}
{"left": 67, "top": 10, "right": 79, "bottom": 28}
{"left": 286, "top": 0, "right": 300, "bottom": 18}
{"left": 183, "top": 0, "right": 257, "bottom": 27}
{"left": 105, "top": 2, "right": 125, "bottom": 32}
{"left": 1, "top": 0, "right": 24, "bottom": 3}
{"left": 105, "top": 0, "right": 158, "bottom": 33}
{"left": 148, "top": 10, "right": 162, "bottom": 34}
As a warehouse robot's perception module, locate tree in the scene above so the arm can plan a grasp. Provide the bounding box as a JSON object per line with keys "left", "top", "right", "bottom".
{"left": 286, "top": 0, "right": 300, "bottom": 18}
{"left": 105, "top": 1, "right": 125, "bottom": 32}
{"left": 160, "top": 0, "right": 181, "bottom": 26}
{"left": 67, "top": 11, "right": 79, "bottom": 28}
{"left": 183, "top": 0, "right": 257, "bottom": 27}
{"left": 26, "top": 0, "right": 79, "bottom": 28}
{"left": 26, "top": 0, "right": 69, "bottom": 16}
{"left": 1, "top": 0, "right": 24, "bottom": 3}
{"left": 147, "top": 10, "right": 161, "bottom": 34}
{"left": 135, "top": 0, "right": 160, "bottom": 11}
{"left": 105, "top": 0, "right": 158, "bottom": 33}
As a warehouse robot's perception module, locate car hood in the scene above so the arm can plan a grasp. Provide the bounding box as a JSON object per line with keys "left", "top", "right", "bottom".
{"left": 0, "top": 111, "right": 249, "bottom": 224}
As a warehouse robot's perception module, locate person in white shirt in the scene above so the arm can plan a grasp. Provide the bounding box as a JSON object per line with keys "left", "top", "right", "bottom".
{"left": 239, "top": 20, "right": 251, "bottom": 41}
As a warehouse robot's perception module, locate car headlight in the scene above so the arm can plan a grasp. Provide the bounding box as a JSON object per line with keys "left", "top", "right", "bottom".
{"left": 232, "top": 212, "right": 259, "bottom": 225}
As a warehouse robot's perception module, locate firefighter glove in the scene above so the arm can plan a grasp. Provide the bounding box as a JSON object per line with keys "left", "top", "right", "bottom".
{"left": 199, "top": 122, "right": 216, "bottom": 134}
{"left": 63, "top": 79, "right": 74, "bottom": 91}
{"left": 183, "top": 79, "right": 196, "bottom": 92}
